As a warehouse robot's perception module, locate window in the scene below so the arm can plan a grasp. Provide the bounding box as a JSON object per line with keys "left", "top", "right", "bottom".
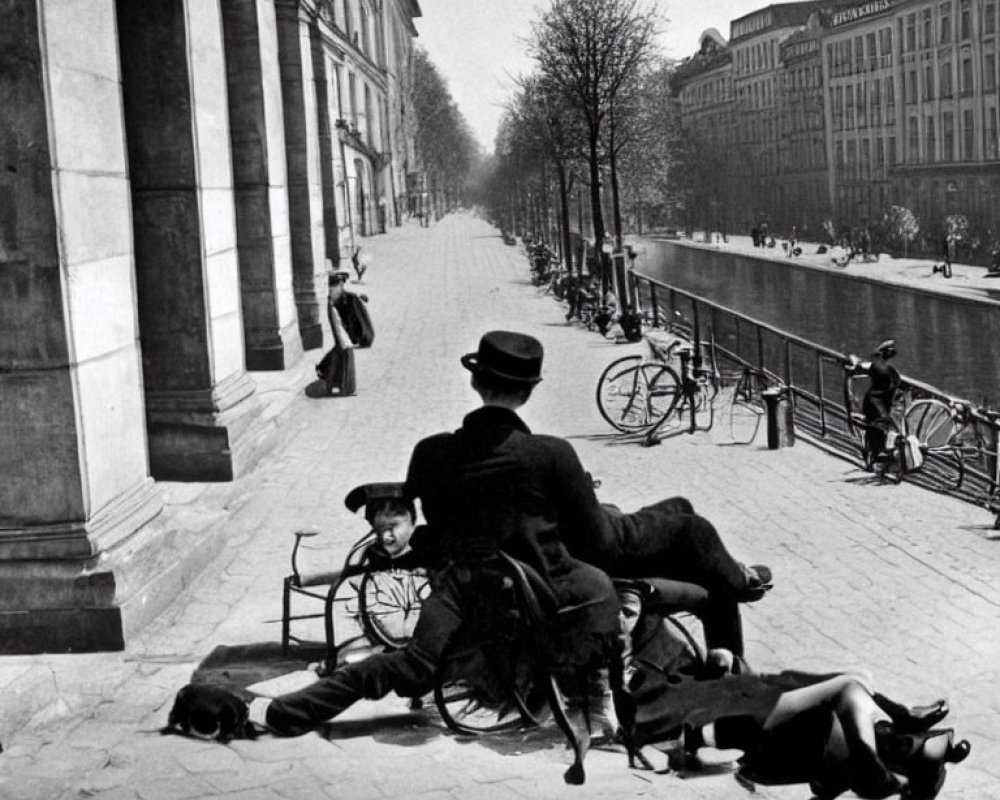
{"left": 872, "top": 77, "right": 881, "bottom": 124}
{"left": 922, "top": 9, "right": 933, "bottom": 47}
{"left": 941, "top": 2, "right": 952, "bottom": 41}
{"left": 364, "top": 84, "right": 373, "bottom": 146}
{"left": 858, "top": 82, "right": 867, "bottom": 127}
{"left": 880, "top": 26, "right": 893, "bottom": 56}
{"left": 835, "top": 140, "right": 844, "bottom": 174}
{"left": 847, "top": 84, "right": 855, "bottom": 127}
{"left": 925, "top": 64, "right": 935, "bottom": 99}
{"left": 343, "top": 0, "right": 353, "bottom": 38}
{"left": 862, "top": 138, "right": 871, "bottom": 178}
{"left": 987, "top": 1, "right": 997, "bottom": 34}
{"left": 940, "top": 62, "right": 952, "bottom": 96}
{"left": 961, "top": 0, "right": 972, "bottom": 38}
{"left": 348, "top": 71, "right": 357, "bottom": 126}
{"left": 834, "top": 85, "right": 844, "bottom": 130}
{"left": 908, "top": 69, "right": 918, "bottom": 103}
{"left": 906, "top": 14, "right": 916, "bottom": 51}
{"left": 987, "top": 105, "right": 999, "bottom": 159}
{"left": 360, "top": 5, "right": 370, "bottom": 54}
{"left": 943, "top": 111, "right": 955, "bottom": 159}
{"left": 961, "top": 57, "right": 973, "bottom": 94}
{"left": 927, "top": 115, "right": 936, "bottom": 161}
{"left": 877, "top": 137, "right": 886, "bottom": 176}
{"left": 964, "top": 108, "right": 975, "bottom": 159}
{"left": 867, "top": 32, "right": 877, "bottom": 64}
{"left": 888, "top": 135, "right": 897, "bottom": 164}
{"left": 986, "top": 53, "right": 997, "bottom": 91}
{"left": 847, "top": 139, "right": 858, "bottom": 177}
{"left": 908, "top": 115, "right": 920, "bottom": 161}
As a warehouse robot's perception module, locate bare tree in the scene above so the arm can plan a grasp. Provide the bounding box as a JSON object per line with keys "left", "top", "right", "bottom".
{"left": 529, "top": 0, "right": 658, "bottom": 287}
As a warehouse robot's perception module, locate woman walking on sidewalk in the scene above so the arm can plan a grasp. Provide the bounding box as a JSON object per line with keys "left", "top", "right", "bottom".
{"left": 316, "top": 270, "right": 357, "bottom": 396}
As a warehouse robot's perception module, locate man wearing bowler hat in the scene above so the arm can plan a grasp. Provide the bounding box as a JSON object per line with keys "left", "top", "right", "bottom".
{"left": 169, "top": 331, "right": 622, "bottom": 766}
{"left": 168, "top": 331, "right": 767, "bottom": 755}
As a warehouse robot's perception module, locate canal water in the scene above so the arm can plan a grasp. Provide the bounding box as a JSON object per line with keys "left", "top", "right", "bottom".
{"left": 637, "top": 238, "right": 1000, "bottom": 407}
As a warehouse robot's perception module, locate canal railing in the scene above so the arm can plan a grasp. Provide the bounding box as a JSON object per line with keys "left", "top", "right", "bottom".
{"left": 632, "top": 271, "right": 1000, "bottom": 516}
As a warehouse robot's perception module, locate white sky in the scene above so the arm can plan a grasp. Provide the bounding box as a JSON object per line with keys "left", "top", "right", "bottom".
{"left": 415, "top": 0, "right": 767, "bottom": 151}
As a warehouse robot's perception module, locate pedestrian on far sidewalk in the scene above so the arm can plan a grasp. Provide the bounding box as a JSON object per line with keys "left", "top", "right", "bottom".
{"left": 315, "top": 269, "right": 357, "bottom": 397}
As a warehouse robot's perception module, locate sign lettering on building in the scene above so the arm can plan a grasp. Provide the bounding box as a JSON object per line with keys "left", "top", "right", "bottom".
{"left": 831, "top": 0, "right": 892, "bottom": 26}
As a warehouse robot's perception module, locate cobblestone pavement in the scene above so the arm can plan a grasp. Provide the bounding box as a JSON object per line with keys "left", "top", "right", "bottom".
{"left": 2, "top": 214, "right": 999, "bottom": 800}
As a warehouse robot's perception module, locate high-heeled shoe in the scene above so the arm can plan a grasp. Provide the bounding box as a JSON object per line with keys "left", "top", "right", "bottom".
{"left": 877, "top": 726, "right": 971, "bottom": 800}
{"left": 896, "top": 700, "right": 949, "bottom": 733}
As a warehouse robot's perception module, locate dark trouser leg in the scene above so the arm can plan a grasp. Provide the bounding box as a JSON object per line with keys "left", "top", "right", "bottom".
{"left": 640, "top": 577, "right": 745, "bottom": 656}
{"left": 267, "top": 585, "right": 464, "bottom": 735}
{"left": 616, "top": 508, "right": 753, "bottom": 597}
{"left": 700, "top": 597, "right": 745, "bottom": 656}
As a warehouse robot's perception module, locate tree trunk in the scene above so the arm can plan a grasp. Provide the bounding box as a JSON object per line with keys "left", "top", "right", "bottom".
{"left": 588, "top": 136, "right": 607, "bottom": 291}
{"left": 557, "top": 161, "right": 572, "bottom": 276}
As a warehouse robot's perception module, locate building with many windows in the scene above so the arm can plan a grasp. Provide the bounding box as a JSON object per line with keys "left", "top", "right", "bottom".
{"left": 728, "top": 1, "right": 839, "bottom": 227}
{"left": 779, "top": 21, "right": 832, "bottom": 231}
{"left": 670, "top": 0, "right": 1000, "bottom": 249}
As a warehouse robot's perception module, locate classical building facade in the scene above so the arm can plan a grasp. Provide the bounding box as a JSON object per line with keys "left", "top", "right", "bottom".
{"left": 671, "top": 0, "right": 1000, "bottom": 245}
{"left": 0, "top": 0, "right": 420, "bottom": 653}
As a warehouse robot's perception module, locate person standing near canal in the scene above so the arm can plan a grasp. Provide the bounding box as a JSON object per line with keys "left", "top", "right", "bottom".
{"left": 857, "top": 339, "right": 901, "bottom": 470}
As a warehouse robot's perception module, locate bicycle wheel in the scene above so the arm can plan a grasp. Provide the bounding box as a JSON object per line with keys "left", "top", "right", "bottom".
{"left": 434, "top": 639, "right": 544, "bottom": 734}
{"left": 596, "top": 357, "right": 681, "bottom": 432}
{"left": 903, "top": 399, "right": 964, "bottom": 488}
{"left": 358, "top": 569, "right": 429, "bottom": 649}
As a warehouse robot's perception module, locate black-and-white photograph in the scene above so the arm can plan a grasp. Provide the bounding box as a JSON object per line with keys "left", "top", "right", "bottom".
{"left": 1, "top": 0, "right": 997, "bottom": 797}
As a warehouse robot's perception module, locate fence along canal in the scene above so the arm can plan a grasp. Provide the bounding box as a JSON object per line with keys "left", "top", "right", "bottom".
{"left": 632, "top": 273, "right": 1000, "bottom": 519}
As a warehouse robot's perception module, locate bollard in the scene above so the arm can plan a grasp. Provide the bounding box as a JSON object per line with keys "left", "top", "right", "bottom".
{"left": 762, "top": 388, "right": 783, "bottom": 450}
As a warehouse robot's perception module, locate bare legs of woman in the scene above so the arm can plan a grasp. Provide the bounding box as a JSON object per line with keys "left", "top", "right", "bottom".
{"left": 685, "top": 674, "right": 964, "bottom": 800}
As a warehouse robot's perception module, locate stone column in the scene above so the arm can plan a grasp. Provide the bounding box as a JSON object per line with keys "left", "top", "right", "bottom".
{"left": 221, "top": 0, "right": 302, "bottom": 371}
{"left": 275, "top": 0, "right": 327, "bottom": 350}
{"left": 310, "top": 20, "right": 342, "bottom": 271}
{"left": 0, "top": 0, "right": 162, "bottom": 652}
{"left": 117, "top": 0, "right": 271, "bottom": 482}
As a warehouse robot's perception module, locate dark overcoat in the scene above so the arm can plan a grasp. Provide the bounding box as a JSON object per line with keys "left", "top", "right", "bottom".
{"left": 404, "top": 406, "right": 619, "bottom": 666}
{"left": 334, "top": 292, "right": 374, "bottom": 348}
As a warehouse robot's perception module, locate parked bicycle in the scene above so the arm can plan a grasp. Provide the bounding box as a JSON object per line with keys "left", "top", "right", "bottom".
{"left": 595, "top": 320, "right": 720, "bottom": 445}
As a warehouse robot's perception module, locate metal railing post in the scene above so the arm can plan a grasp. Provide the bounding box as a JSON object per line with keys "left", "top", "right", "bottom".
{"left": 817, "top": 353, "right": 827, "bottom": 438}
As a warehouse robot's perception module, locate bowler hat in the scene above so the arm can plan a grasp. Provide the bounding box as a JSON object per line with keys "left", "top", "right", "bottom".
{"left": 328, "top": 270, "right": 351, "bottom": 285}
{"left": 461, "top": 331, "right": 543, "bottom": 385}
{"left": 344, "top": 482, "right": 412, "bottom": 521}
{"left": 875, "top": 339, "right": 896, "bottom": 355}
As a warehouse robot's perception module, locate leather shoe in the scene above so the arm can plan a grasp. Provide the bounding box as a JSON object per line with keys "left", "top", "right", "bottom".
{"left": 747, "top": 564, "right": 772, "bottom": 586}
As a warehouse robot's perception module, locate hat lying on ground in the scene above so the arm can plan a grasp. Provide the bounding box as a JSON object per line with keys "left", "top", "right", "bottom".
{"left": 461, "top": 330, "right": 544, "bottom": 385}
{"left": 344, "top": 482, "right": 413, "bottom": 521}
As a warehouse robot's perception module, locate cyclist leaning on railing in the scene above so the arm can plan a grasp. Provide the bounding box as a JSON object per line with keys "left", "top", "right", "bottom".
{"left": 845, "top": 339, "right": 901, "bottom": 470}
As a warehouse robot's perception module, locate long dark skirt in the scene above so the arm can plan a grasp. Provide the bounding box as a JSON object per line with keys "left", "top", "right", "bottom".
{"left": 318, "top": 344, "right": 356, "bottom": 395}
